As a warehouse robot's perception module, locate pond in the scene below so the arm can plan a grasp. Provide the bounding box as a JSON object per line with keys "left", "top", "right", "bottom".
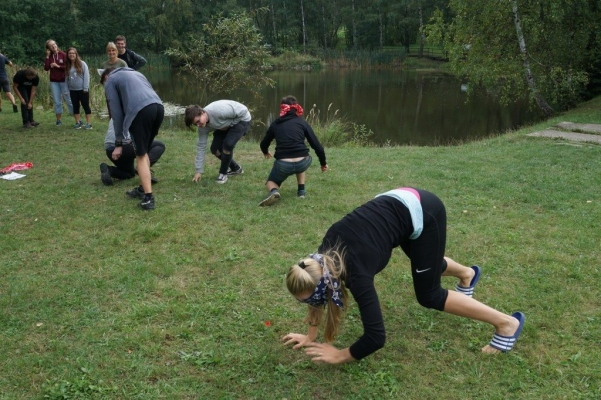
{"left": 143, "top": 68, "right": 543, "bottom": 146}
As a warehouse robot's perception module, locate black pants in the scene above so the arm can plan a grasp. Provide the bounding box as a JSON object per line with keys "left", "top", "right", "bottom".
{"left": 17, "top": 87, "right": 34, "bottom": 124}
{"left": 70, "top": 90, "right": 91, "bottom": 115}
{"left": 105, "top": 140, "right": 165, "bottom": 180}
{"left": 210, "top": 120, "right": 250, "bottom": 174}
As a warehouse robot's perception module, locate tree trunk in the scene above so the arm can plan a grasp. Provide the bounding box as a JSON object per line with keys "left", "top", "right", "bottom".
{"left": 512, "top": 0, "right": 554, "bottom": 116}
{"left": 418, "top": 1, "right": 425, "bottom": 58}
{"left": 378, "top": 4, "right": 383, "bottom": 50}
{"left": 300, "top": 0, "right": 306, "bottom": 53}
{"left": 351, "top": 0, "right": 357, "bottom": 50}
{"left": 322, "top": 4, "right": 328, "bottom": 48}
{"left": 270, "top": 0, "right": 277, "bottom": 53}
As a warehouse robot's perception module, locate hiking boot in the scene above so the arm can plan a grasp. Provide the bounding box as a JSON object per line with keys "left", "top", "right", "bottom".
{"left": 259, "top": 190, "right": 281, "bottom": 207}
{"left": 84, "top": 124, "right": 93, "bottom": 130}
{"left": 13, "top": 104, "right": 18, "bottom": 113}
{"left": 126, "top": 186, "right": 145, "bottom": 199}
{"left": 99, "top": 163, "right": 113, "bottom": 186}
{"left": 23, "top": 122, "right": 34, "bottom": 129}
{"left": 216, "top": 173, "right": 228, "bottom": 184}
{"left": 139, "top": 195, "right": 155, "bottom": 210}
{"left": 227, "top": 166, "right": 244, "bottom": 176}
{"left": 30, "top": 121, "right": 40, "bottom": 127}
{"left": 297, "top": 190, "right": 306, "bottom": 199}
{"left": 74, "top": 121, "right": 83, "bottom": 129}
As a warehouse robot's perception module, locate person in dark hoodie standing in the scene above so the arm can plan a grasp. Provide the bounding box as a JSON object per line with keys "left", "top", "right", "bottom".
{"left": 101, "top": 67, "right": 164, "bottom": 210}
{"left": 115, "top": 35, "right": 147, "bottom": 71}
{"left": 258, "top": 95, "right": 328, "bottom": 206}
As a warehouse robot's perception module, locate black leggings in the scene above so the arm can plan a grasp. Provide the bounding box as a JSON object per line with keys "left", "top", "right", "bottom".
{"left": 397, "top": 189, "right": 448, "bottom": 311}
{"left": 70, "top": 90, "right": 91, "bottom": 115}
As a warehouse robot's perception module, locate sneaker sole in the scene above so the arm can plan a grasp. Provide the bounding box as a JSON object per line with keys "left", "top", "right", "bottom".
{"left": 227, "top": 169, "right": 244, "bottom": 176}
{"left": 139, "top": 202, "right": 156, "bottom": 210}
{"left": 216, "top": 178, "right": 228, "bottom": 184}
{"left": 99, "top": 163, "right": 113, "bottom": 186}
{"left": 259, "top": 192, "right": 281, "bottom": 207}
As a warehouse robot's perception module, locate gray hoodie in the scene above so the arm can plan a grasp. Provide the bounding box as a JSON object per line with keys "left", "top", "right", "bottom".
{"left": 195, "top": 100, "right": 251, "bottom": 173}
{"left": 104, "top": 67, "right": 162, "bottom": 142}
{"left": 66, "top": 61, "right": 90, "bottom": 91}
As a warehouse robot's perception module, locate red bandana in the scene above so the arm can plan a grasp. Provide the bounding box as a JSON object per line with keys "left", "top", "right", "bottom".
{"left": 279, "top": 104, "right": 304, "bottom": 117}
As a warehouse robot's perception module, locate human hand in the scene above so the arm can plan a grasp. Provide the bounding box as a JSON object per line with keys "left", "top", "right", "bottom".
{"left": 111, "top": 147, "right": 123, "bottom": 161}
{"left": 27, "top": 103, "right": 33, "bottom": 110}
{"left": 264, "top": 152, "right": 272, "bottom": 159}
{"left": 46, "top": 49, "right": 50, "bottom": 57}
{"left": 192, "top": 172, "right": 202, "bottom": 182}
{"left": 321, "top": 164, "right": 328, "bottom": 172}
{"left": 281, "top": 333, "right": 315, "bottom": 350}
{"left": 304, "top": 342, "right": 346, "bottom": 364}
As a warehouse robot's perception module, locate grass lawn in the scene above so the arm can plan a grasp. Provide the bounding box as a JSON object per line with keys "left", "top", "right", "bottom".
{"left": 1, "top": 97, "right": 600, "bottom": 399}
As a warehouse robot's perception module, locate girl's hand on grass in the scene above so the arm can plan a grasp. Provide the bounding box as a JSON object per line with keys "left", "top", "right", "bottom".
{"left": 192, "top": 172, "right": 202, "bottom": 182}
{"left": 282, "top": 333, "right": 314, "bottom": 349}
{"left": 304, "top": 342, "right": 351, "bottom": 364}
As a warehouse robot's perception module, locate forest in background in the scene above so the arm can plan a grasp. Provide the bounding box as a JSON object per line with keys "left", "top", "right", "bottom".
{"left": 1, "top": 0, "right": 600, "bottom": 113}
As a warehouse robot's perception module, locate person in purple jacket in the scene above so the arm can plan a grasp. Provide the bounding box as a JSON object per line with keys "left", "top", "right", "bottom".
{"left": 44, "top": 39, "right": 73, "bottom": 126}
{"left": 283, "top": 187, "right": 526, "bottom": 364}
{"left": 259, "top": 95, "right": 328, "bottom": 206}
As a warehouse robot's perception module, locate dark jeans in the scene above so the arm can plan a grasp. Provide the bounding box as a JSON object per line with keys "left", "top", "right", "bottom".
{"left": 70, "top": 90, "right": 91, "bottom": 115}
{"left": 17, "top": 87, "right": 34, "bottom": 124}
{"left": 267, "top": 155, "right": 312, "bottom": 186}
{"left": 210, "top": 120, "right": 250, "bottom": 174}
{"left": 105, "top": 140, "right": 165, "bottom": 180}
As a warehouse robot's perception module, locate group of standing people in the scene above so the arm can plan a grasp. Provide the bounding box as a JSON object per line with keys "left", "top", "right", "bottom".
{"left": 3, "top": 35, "right": 146, "bottom": 130}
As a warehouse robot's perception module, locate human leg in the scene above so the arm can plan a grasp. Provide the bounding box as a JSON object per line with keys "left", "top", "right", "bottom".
{"left": 219, "top": 121, "right": 249, "bottom": 174}
{"left": 49, "top": 82, "right": 63, "bottom": 121}
{"left": 60, "top": 82, "right": 73, "bottom": 115}
{"left": 17, "top": 87, "right": 31, "bottom": 125}
{"left": 81, "top": 91, "right": 92, "bottom": 125}
{"left": 148, "top": 140, "right": 166, "bottom": 166}
{"left": 70, "top": 90, "right": 82, "bottom": 126}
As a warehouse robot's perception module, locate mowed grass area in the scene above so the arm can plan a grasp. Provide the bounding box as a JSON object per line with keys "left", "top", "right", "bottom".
{"left": 1, "top": 97, "right": 601, "bottom": 399}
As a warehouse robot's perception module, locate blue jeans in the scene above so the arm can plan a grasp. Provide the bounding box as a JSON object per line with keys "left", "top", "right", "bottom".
{"left": 267, "top": 155, "right": 312, "bottom": 186}
{"left": 50, "top": 81, "right": 73, "bottom": 115}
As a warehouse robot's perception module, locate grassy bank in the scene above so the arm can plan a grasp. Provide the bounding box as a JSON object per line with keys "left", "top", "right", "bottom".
{"left": 1, "top": 97, "right": 600, "bottom": 399}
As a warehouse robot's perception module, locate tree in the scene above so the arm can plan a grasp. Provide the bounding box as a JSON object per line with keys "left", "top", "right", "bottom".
{"left": 443, "top": 0, "right": 598, "bottom": 114}
{"left": 165, "top": 13, "right": 274, "bottom": 95}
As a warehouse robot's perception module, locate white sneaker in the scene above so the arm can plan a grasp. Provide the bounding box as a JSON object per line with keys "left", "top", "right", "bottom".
{"left": 216, "top": 173, "right": 228, "bottom": 184}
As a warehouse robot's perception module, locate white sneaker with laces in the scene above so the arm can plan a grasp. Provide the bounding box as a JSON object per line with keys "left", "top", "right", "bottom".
{"left": 216, "top": 174, "right": 228, "bottom": 184}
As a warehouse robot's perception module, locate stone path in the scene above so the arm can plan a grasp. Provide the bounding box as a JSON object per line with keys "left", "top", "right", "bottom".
{"left": 527, "top": 122, "right": 601, "bottom": 144}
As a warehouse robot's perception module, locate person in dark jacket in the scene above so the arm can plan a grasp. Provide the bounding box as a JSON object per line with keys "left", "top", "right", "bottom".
{"left": 283, "top": 188, "right": 526, "bottom": 363}
{"left": 115, "top": 35, "right": 147, "bottom": 71}
{"left": 259, "top": 95, "right": 328, "bottom": 206}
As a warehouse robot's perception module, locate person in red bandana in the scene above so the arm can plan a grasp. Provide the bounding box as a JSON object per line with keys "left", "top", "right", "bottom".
{"left": 259, "top": 95, "right": 328, "bottom": 206}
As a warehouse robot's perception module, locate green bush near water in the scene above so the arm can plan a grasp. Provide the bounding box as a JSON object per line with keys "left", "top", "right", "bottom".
{"left": 1, "top": 97, "right": 601, "bottom": 399}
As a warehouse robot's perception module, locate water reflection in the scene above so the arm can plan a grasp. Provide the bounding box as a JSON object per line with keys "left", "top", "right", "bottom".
{"left": 144, "top": 68, "right": 542, "bottom": 145}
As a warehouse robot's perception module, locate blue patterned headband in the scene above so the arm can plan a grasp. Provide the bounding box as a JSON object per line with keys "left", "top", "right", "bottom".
{"left": 297, "top": 253, "right": 344, "bottom": 309}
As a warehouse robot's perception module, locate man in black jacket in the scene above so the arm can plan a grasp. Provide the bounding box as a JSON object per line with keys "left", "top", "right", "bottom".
{"left": 115, "top": 35, "right": 147, "bottom": 71}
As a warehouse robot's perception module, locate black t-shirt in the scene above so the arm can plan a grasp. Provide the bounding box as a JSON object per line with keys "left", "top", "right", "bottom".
{"left": 13, "top": 70, "right": 39, "bottom": 88}
{"left": 318, "top": 195, "right": 413, "bottom": 360}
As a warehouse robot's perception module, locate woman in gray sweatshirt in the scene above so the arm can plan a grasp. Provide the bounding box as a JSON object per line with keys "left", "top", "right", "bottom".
{"left": 66, "top": 47, "right": 92, "bottom": 129}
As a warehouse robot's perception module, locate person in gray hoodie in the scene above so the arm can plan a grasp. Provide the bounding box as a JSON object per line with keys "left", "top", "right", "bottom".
{"left": 66, "top": 47, "right": 92, "bottom": 129}
{"left": 184, "top": 101, "right": 251, "bottom": 184}
{"left": 101, "top": 67, "right": 164, "bottom": 210}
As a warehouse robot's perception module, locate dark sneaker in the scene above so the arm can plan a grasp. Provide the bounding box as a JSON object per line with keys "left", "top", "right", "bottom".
{"left": 297, "top": 190, "right": 306, "bottom": 199}
{"left": 84, "top": 124, "right": 92, "bottom": 130}
{"left": 99, "top": 163, "right": 113, "bottom": 186}
{"left": 23, "top": 122, "right": 34, "bottom": 129}
{"left": 13, "top": 104, "right": 18, "bottom": 113}
{"left": 259, "top": 190, "right": 281, "bottom": 207}
{"left": 139, "top": 196, "right": 155, "bottom": 210}
{"left": 74, "top": 122, "right": 83, "bottom": 129}
{"left": 227, "top": 166, "right": 244, "bottom": 176}
{"left": 216, "top": 173, "right": 228, "bottom": 184}
{"left": 30, "top": 121, "right": 40, "bottom": 127}
{"left": 126, "top": 186, "right": 145, "bottom": 199}
{"left": 56, "top": 120, "right": 62, "bottom": 126}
